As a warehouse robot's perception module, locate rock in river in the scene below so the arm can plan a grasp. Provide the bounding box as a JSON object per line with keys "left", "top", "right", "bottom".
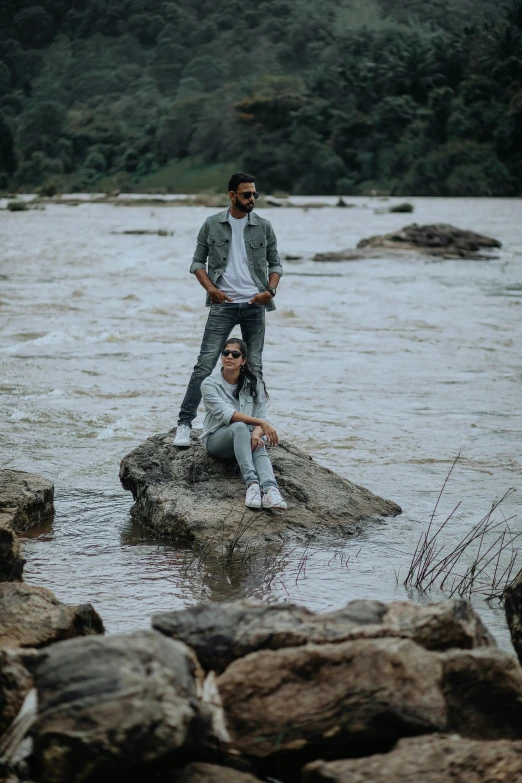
{"left": 153, "top": 597, "right": 495, "bottom": 673}
{"left": 356, "top": 223, "right": 501, "bottom": 259}
{"left": 0, "top": 470, "right": 54, "bottom": 533}
{"left": 0, "top": 469, "right": 55, "bottom": 583}
{"left": 314, "top": 223, "right": 501, "bottom": 262}
{"left": 119, "top": 434, "right": 401, "bottom": 550}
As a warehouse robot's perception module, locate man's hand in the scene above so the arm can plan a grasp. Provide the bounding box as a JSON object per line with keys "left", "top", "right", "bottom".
{"left": 209, "top": 287, "right": 233, "bottom": 304}
{"left": 249, "top": 290, "right": 273, "bottom": 306}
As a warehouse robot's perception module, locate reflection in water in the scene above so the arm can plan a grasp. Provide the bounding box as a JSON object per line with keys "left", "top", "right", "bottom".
{"left": 1, "top": 197, "right": 521, "bottom": 650}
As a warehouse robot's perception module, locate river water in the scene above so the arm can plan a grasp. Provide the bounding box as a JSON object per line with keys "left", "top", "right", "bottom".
{"left": 1, "top": 196, "right": 521, "bottom": 648}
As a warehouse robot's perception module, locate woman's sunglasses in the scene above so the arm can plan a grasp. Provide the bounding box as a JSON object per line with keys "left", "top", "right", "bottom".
{"left": 236, "top": 191, "right": 259, "bottom": 200}
{"left": 222, "top": 349, "right": 243, "bottom": 359}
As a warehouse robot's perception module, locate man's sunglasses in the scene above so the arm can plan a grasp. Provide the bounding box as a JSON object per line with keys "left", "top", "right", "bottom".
{"left": 236, "top": 191, "right": 259, "bottom": 200}
{"left": 222, "top": 349, "right": 243, "bottom": 359}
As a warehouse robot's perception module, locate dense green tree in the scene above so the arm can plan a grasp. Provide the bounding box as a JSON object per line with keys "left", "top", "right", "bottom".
{"left": 1, "top": 0, "right": 520, "bottom": 194}
{"left": 0, "top": 113, "right": 17, "bottom": 175}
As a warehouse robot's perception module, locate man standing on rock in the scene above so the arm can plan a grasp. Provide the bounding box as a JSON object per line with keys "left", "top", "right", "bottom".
{"left": 173, "top": 172, "right": 283, "bottom": 447}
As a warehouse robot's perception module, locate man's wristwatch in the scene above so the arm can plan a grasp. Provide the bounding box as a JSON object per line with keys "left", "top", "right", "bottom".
{"left": 267, "top": 286, "right": 277, "bottom": 298}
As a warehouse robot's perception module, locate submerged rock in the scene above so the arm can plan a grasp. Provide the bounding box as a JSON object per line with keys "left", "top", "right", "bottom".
{"left": 302, "top": 734, "right": 522, "bottom": 782}
{"left": 0, "top": 582, "right": 104, "bottom": 649}
{"left": 357, "top": 223, "right": 501, "bottom": 259}
{"left": 32, "top": 631, "right": 223, "bottom": 782}
{"left": 153, "top": 597, "right": 495, "bottom": 673}
{"left": 119, "top": 434, "right": 401, "bottom": 549}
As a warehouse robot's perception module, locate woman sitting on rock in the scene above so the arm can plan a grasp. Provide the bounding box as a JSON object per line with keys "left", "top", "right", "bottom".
{"left": 200, "top": 336, "right": 287, "bottom": 510}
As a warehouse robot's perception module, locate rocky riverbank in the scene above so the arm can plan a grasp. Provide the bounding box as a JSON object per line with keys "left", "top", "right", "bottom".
{"left": 3, "top": 592, "right": 522, "bottom": 782}
{"left": 119, "top": 434, "right": 401, "bottom": 551}
{"left": 4, "top": 468, "right": 522, "bottom": 782}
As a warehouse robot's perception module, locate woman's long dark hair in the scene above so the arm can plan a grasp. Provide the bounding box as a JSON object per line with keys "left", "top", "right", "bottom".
{"left": 223, "top": 337, "right": 268, "bottom": 402}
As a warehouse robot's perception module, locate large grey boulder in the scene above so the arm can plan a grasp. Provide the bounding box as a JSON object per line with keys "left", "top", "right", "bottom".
{"left": 0, "top": 471, "right": 54, "bottom": 533}
{"left": 152, "top": 597, "right": 496, "bottom": 673}
{"left": 302, "top": 734, "right": 522, "bottom": 782}
{"left": 120, "top": 434, "right": 401, "bottom": 549}
{"left": 32, "top": 631, "right": 224, "bottom": 783}
{"left": 0, "top": 582, "right": 104, "bottom": 649}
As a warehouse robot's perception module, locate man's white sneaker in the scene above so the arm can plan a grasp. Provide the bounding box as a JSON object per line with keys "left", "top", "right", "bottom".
{"left": 245, "top": 483, "right": 262, "bottom": 509}
{"left": 173, "top": 424, "right": 191, "bottom": 447}
{"left": 262, "top": 486, "right": 287, "bottom": 510}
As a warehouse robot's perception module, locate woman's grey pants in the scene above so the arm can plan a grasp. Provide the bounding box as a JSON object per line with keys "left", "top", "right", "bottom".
{"left": 205, "top": 422, "right": 278, "bottom": 490}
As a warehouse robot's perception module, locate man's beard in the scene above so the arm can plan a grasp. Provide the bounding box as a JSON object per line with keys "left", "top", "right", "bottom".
{"left": 236, "top": 199, "right": 254, "bottom": 214}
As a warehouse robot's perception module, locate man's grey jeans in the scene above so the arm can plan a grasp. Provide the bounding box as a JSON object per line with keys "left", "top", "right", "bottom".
{"left": 206, "top": 422, "right": 278, "bottom": 490}
{"left": 178, "top": 302, "right": 265, "bottom": 426}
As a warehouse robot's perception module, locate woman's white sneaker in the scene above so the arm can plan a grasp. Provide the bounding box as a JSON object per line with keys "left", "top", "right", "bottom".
{"left": 245, "top": 483, "right": 262, "bottom": 508}
{"left": 262, "top": 487, "right": 287, "bottom": 510}
{"left": 173, "top": 424, "right": 191, "bottom": 447}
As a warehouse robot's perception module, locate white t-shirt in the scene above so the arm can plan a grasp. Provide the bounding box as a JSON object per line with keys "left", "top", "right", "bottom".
{"left": 223, "top": 380, "right": 238, "bottom": 394}
{"left": 216, "top": 214, "right": 258, "bottom": 303}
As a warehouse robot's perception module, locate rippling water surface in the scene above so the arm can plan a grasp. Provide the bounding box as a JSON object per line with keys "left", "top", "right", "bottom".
{"left": 1, "top": 196, "right": 521, "bottom": 648}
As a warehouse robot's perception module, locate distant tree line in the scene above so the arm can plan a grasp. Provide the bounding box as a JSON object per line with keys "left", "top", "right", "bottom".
{"left": 0, "top": 0, "right": 521, "bottom": 195}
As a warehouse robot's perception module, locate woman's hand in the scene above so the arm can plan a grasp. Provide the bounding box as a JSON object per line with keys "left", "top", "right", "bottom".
{"left": 260, "top": 421, "right": 278, "bottom": 446}
{"left": 251, "top": 432, "right": 264, "bottom": 451}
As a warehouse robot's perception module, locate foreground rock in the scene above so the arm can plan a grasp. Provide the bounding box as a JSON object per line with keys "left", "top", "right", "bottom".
{"left": 440, "top": 647, "right": 522, "bottom": 739}
{"left": 302, "top": 734, "right": 522, "bottom": 782}
{"left": 0, "top": 648, "right": 37, "bottom": 735}
{"left": 120, "top": 434, "right": 401, "bottom": 549}
{"left": 217, "top": 638, "right": 447, "bottom": 760}
{"left": 153, "top": 597, "right": 495, "bottom": 673}
{"left": 0, "top": 582, "right": 104, "bottom": 649}
{"left": 32, "top": 631, "right": 223, "bottom": 782}
{"left": 216, "top": 641, "right": 522, "bottom": 765}
{"left": 314, "top": 223, "right": 502, "bottom": 262}
{"left": 0, "top": 471, "right": 54, "bottom": 533}
{"left": 170, "top": 763, "right": 262, "bottom": 782}
{"left": 504, "top": 568, "right": 522, "bottom": 664}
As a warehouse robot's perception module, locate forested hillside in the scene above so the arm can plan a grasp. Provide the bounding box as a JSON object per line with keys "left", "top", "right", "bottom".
{"left": 1, "top": 0, "right": 521, "bottom": 195}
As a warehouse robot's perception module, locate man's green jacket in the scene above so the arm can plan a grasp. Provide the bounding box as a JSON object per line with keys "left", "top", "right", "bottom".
{"left": 189, "top": 208, "right": 284, "bottom": 311}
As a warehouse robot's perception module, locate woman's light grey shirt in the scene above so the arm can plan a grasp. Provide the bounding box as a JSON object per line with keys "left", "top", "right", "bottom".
{"left": 200, "top": 370, "right": 269, "bottom": 443}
